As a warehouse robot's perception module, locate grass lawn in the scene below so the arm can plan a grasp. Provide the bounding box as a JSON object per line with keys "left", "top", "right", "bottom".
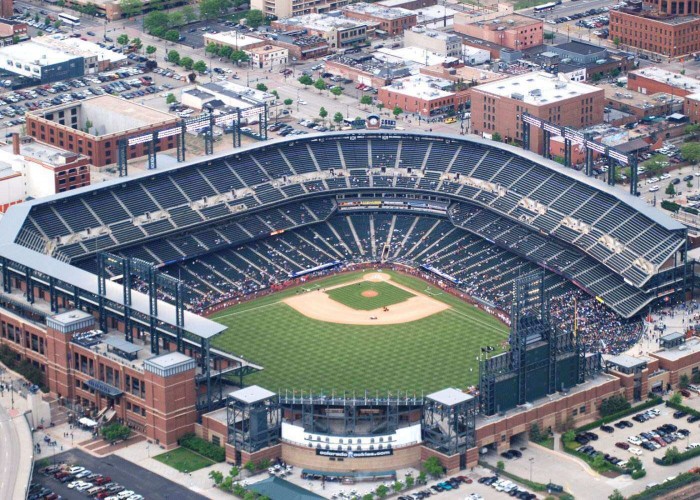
{"left": 211, "top": 270, "right": 508, "bottom": 394}
{"left": 153, "top": 447, "right": 215, "bottom": 473}
{"left": 325, "top": 281, "right": 414, "bottom": 310}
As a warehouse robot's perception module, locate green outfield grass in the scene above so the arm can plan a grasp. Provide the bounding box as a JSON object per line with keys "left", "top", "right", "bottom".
{"left": 153, "top": 447, "right": 215, "bottom": 472}
{"left": 211, "top": 270, "right": 508, "bottom": 394}
{"left": 325, "top": 281, "right": 414, "bottom": 310}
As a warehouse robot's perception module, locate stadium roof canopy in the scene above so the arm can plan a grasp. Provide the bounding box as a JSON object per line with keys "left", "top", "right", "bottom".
{"left": 248, "top": 476, "right": 324, "bottom": 500}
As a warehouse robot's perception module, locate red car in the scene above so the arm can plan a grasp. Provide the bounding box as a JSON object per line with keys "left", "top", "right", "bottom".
{"left": 95, "top": 477, "right": 112, "bottom": 485}
{"left": 615, "top": 442, "right": 629, "bottom": 450}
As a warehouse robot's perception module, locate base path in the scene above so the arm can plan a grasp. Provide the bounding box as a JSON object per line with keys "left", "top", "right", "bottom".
{"left": 283, "top": 272, "right": 450, "bottom": 325}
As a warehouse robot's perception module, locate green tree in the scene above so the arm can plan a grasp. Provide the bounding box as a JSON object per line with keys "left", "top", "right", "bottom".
{"left": 53, "top": 20, "right": 62, "bottom": 29}
{"left": 12, "top": 35, "right": 19, "bottom": 45}
{"left": 544, "top": 32, "right": 555, "bottom": 40}
{"left": 220, "top": 476, "right": 233, "bottom": 491}
{"left": 164, "top": 30, "right": 180, "bottom": 43}
{"left": 392, "top": 106, "right": 403, "bottom": 117}
{"left": 182, "top": 5, "right": 197, "bottom": 23}
{"left": 244, "top": 461, "right": 255, "bottom": 473}
{"left": 205, "top": 42, "right": 220, "bottom": 55}
{"left": 333, "top": 111, "right": 344, "bottom": 126}
{"left": 563, "top": 430, "right": 576, "bottom": 443}
{"left": 609, "top": 490, "right": 624, "bottom": 500}
{"left": 209, "top": 470, "right": 224, "bottom": 485}
{"left": 627, "top": 456, "right": 643, "bottom": 471}
{"left": 669, "top": 391, "right": 683, "bottom": 405}
{"left": 417, "top": 471, "right": 427, "bottom": 484}
{"left": 592, "top": 453, "right": 610, "bottom": 472}
{"left": 376, "top": 484, "right": 389, "bottom": 498}
{"left": 681, "top": 142, "right": 700, "bottom": 164}
{"left": 529, "top": 423, "right": 542, "bottom": 442}
{"left": 631, "top": 468, "right": 647, "bottom": 479}
{"left": 256, "top": 83, "right": 268, "bottom": 92}
{"left": 405, "top": 475, "right": 414, "bottom": 489}
{"left": 245, "top": 9, "right": 265, "bottom": 28}
{"left": 193, "top": 60, "right": 207, "bottom": 73}
{"left": 199, "top": 0, "right": 231, "bottom": 20}
{"left": 496, "top": 460, "right": 505, "bottom": 471}
{"left": 219, "top": 46, "right": 233, "bottom": 59}
{"left": 229, "top": 465, "right": 240, "bottom": 478}
{"left": 599, "top": 394, "right": 631, "bottom": 417}
{"left": 146, "top": 45, "right": 157, "bottom": 57}
{"left": 330, "top": 86, "right": 342, "bottom": 98}
{"left": 666, "top": 182, "right": 676, "bottom": 196}
{"left": 360, "top": 95, "right": 373, "bottom": 107}
{"left": 101, "top": 423, "right": 131, "bottom": 442}
{"left": 270, "top": 90, "right": 279, "bottom": 99}
{"left": 119, "top": 0, "right": 143, "bottom": 18}
{"left": 144, "top": 11, "right": 170, "bottom": 37}
{"left": 314, "top": 78, "right": 327, "bottom": 92}
{"left": 283, "top": 98, "right": 293, "bottom": 106}
{"left": 693, "top": 371, "right": 700, "bottom": 384}
{"left": 685, "top": 123, "right": 700, "bottom": 138}
{"left": 44, "top": 16, "right": 51, "bottom": 26}
{"left": 422, "top": 456, "right": 443, "bottom": 478}
{"left": 166, "top": 50, "right": 181, "bottom": 64}
{"left": 166, "top": 93, "right": 177, "bottom": 104}
{"left": 362, "top": 494, "right": 374, "bottom": 500}
{"left": 298, "top": 74, "right": 313, "bottom": 87}
{"left": 131, "top": 37, "right": 142, "bottom": 50}
{"left": 393, "top": 481, "right": 404, "bottom": 493}
{"left": 319, "top": 107, "right": 328, "bottom": 121}
{"left": 613, "top": 36, "right": 621, "bottom": 48}
{"left": 169, "top": 11, "right": 185, "bottom": 27}
{"left": 117, "top": 34, "right": 130, "bottom": 46}
{"left": 492, "top": 132, "right": 502, "bottom": 142}
{"left": 180, "top": 56, "right": 194, "bottom": 70}
{"left": 229, "top": 50, "right": 249, "bottom": 65}
{"left": 664, "top": 445, "right": 682, "bottom": 464}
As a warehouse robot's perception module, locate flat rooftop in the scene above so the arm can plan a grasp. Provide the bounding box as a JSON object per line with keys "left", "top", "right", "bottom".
{"left": 474, "top": 71, "right": 601, "bottom": 105}
{"left": 33, "top": 36, "right": 126, "bottom": 64}
{"left": 606, "top": 353, "right": 649, "bottom": 369}
{"left": 276, "top": 14, "right": 367, "bottom": 32}
{"left": 601, "top": 83, "right": 679, "bottom": 109}
{"left": 375, "top": 46, "right": 454, "bottom": 66}
{"left": 230, "top": 385, "right": 276, "bottom": 404}
{"left": 471, "top": 14, "right": 541, "bottom": 29}
{"left": 427, "top": 387, "right": 473, "bottom": 405}
{"left": 556, "top": 41, "right": 606, "bottom": 56}
{"left": 382, "top": 74, "right": 454, "bottom": 99}
{"left": 652, "top": 337, "right": 700, "bottom": 361}
{"left": 0, "top": 41, "right": 77, "bottom": 65}
{"left": 17, "top": 141, "right": 85, "bottom": 167}
{"left": 422, "top": 64, "right": 505, "bottom": 85}
{"left": 30, "top": 95, "right": 176, "bottom": 136}
{"left": 203, "top": 31, "right": 265, "bottom": 49}
{"left": 631, "top": 67, "right": 700, "bottom": 93}
{"left": 342, "top": 2, "right": 415, "bottom": 19}
{"left": 201, "top": 81, "right": 272, "bottom": 105}
{"left": 247, "top": 44, "right": 286, "bottom": 55}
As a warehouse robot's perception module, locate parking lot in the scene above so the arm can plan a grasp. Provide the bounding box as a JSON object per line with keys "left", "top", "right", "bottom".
{"left": 31, "top": 449, "right": 207, "bottom": 500}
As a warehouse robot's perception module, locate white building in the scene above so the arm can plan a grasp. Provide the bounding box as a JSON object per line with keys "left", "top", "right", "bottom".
{"left": 462, "top": 45, "right": 490, "bottom": 66}
{"left": 403, "top": 27, "right": 462, "bottom": 58}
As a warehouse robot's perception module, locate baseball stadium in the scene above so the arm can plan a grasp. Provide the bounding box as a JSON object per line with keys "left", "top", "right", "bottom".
{"left": 0, "top": 131, "right": 693, "bottom": 474}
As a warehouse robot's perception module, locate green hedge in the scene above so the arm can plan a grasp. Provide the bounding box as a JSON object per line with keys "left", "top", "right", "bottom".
{"left": 627, "top": 473, "right": 700, "bottom": 500}
{"left": 576, "top": 397, "right": 663, "bottom": 432}
{"left": 562, "top": 441, "right": 624, "bottom": 474}
{"left": 661, "top": 200, "right": 681, "bottom": 213}
{"left": 665, "top": 400, "right": 700, "bottom": 418}
{"left": 179, "top": 433, "right": 225, "bottom": 462}
{"left": 654, "top": 445, "right": 700, "bottom": 466}
{"left": 478, "top": 461, "right": 548, "bottom": 492}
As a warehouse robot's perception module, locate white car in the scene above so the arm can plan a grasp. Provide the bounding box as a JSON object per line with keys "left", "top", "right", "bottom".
{"left": 627, "top": 436, "right": 642, "bottom": 445}
{"left": 76, "top": 483, "right": 94, "bottom": 492}
{"left": 297, "top": 99, "right": 307, "bottom": 105}
{"left": 686, "top": 442, "right": 700, "bottom": 450}
{"left": 628, "top": 447, "right": 643, "bottom": 456}
{"left": 68, "top": 466, "right": 85, "bottom": 475}
{"left": 660, "top": 173, "right": 671, "bottom": 180}
{"left": 649, "top": 185, "right": 660, "bottom": 192}
{"left": 117, "top": 491, "right": 135, "bottom": 500}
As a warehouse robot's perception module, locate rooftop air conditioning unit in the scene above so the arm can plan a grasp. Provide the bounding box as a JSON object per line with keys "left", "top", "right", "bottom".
{"left": 511, "top": 92, "right": 524, "bottom": 100}
{"left": 529, "top": 88, "right": 542, "bottom": 96}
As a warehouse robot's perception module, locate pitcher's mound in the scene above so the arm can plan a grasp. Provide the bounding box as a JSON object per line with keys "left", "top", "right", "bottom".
{"left": 362, "top": 290, "right": 379, "bottom": 298}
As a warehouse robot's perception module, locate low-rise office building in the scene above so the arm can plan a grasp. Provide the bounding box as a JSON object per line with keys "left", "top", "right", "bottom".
{"left": 378, "top": 74, "right": 469, "bottom": 116}
{"left": 403, "top": 27, "right": 462, "bottom": 58}
{"left": 26, "top": 95, "right": 178, "bottom": 167}
{"left": 0, "top": 18, "right": 28, "bottom": 45}
{"left": 471, "top": 72, "right": 604, "bottom": 153}
{"left": 272, "top": 14, "right": 369, "bottom": 50}
{"left": 32, "top": 35, "right": 127, "bottom": 74}
{"left": 251, "top": 0, "right": 350, "bottom": 20}
{"left": 203, "top": 32, "right": 267, "bottom": 52}
{"left": 628, "top": 67, "right": 700, "bottom": 97}
{"left": 0, "top": 41, "right": 84, "bottom": 84}
{"left": 270, "top": 33, "right": 330, "bottom": 61}
{"left": 247, "top": 44, "right": 289, "bottom": 69}
{"left": 341, "top": 2, "right": 417, "bottom": 36}
{"left": 454, "top": 14, "right": 543, "bottom": 51}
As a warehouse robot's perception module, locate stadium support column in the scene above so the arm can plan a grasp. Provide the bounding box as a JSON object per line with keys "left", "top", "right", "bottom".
{"left": 147, "top": 132, "right": 157, "bottom": 170}
{"left": 584, "top": 134, "right": 594, "bottom": 177}
{"left": 25, "top": 266, "right": 34, "bottom": 304}
{"left": 73, "top": 285, "right": 81, "bottom": 310}
{"left": 175, "top": 281, "right": 185, "bottom": 353}
{"left": 260, "top": 104, "right": 268, "bottom": 140}
{"left": 148, "top": 265, "right": 158, "bottom": 355}
{"left": 422, "top": 388, "right": 476, "bottom": 466}
{"left": 564, "top": 138, "right": 572, "bottom": 168}
{"left": 233, "top": 109, "right": 241, "bottom": 149}
{"left": 117, "top": 139, "right": 128, "bottom": 177}
{"left": 177, "top": 121, "right": 186, "bottom": 163}
{"left": 1, "top": 257, "right": 10, "bottom": 293}
{"left": 204, "top": 112, "right": 214, "bottom": 156}
{"left": 608, "top": 159, "right": 617, "bottom": 187}
{"left": 202, "top": 337, "right": 212, "bottom": 411}
{"left": 97, "top": 253, "right": 107, "bottom": 332}
{"left": 123, "top": 259, "right": 133, "bottom": 343}
{"left": 629, "top": 155, "right": 638, "bottom": 196}
{"left": 543, "top": 130, "right": 551, "bottom": 159}
{"left": 49, "top": 276, "right": 58, "bottom": 313}
{"left": 521, "top": 114, "right": 530, "bottom": 151}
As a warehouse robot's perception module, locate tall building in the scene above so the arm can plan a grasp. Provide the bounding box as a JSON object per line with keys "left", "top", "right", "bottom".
{"left": 610, "top": 0, "right": 700, "bottom": 57}
{"left": 0, "top": 0, "right": 12, "bottom": 19}
{"left": 341, "top": 2, "right": 417, "bottom": 36}
{"left": 251, "top": 0, "right": 350, "bottom": 21}
{"left": 471, "top": 72, "right": 604, "bottom": 153}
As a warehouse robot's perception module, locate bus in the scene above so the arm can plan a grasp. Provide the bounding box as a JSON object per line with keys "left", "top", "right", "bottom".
{"left": 534, "top": 0, "right": 561, "bottom": 13}
{"left": 58, "top": 13, "right": 81, "bottom": 26}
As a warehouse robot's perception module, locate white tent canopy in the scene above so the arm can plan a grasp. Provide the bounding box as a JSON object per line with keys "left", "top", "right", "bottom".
{"left": 78, "top": 417, "right": 98, "bottom": 428}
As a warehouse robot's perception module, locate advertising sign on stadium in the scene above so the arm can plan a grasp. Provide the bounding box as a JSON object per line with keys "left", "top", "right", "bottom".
{"left": 127, "top": 134, "right": 153, "bottom": 146}
{"left": 241, "top": 106, "right": 265, "bottom": 119}
{"left": 316, "top": 449, "right": 394, "bottom": 458}
{"left": 543, "top": 123, "right": 560, "bottom": 135}
{"left": 157, "top": 127, "right": 181, "bottom": 140}
{"left": 522, "top": 115, "right": 541, "bottom": 127}
{"left": 609, "top": 150, "right": 629, "bottom": 164}
{"left": 585, "top": 140, "right": 606, "bottom": 154}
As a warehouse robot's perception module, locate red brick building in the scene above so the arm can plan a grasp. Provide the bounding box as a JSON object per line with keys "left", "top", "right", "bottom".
{"left": 684, "top": 93, "right": 700, "bottom": 124}
{"left": 471, "top": 72, "right": 605, "bottom": 153}
{"left": 627, "top": 67, "right": 700, "bottom": 97}
{"left": 0, "top": 309, "right": 198, "bottom": 447}
{"left": 610, "top": 0, "right": 700, "bottom": 57}
{"left": 0, "top": 0, "right": 12, "bottom": 19}
{"left": 26, "top": 95, "right": 178, "bottom": 168}
{"left": 341, "top": 2, "right": 417, "bottom": 36}
{"left": 378, "top": 74, "right": 470, "bottom": 117}
{"left": 454, "top": 14, "right": 543, "bottom": 51}
{"left": 0, "top": 18, "right": 28, "bottom": 44}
